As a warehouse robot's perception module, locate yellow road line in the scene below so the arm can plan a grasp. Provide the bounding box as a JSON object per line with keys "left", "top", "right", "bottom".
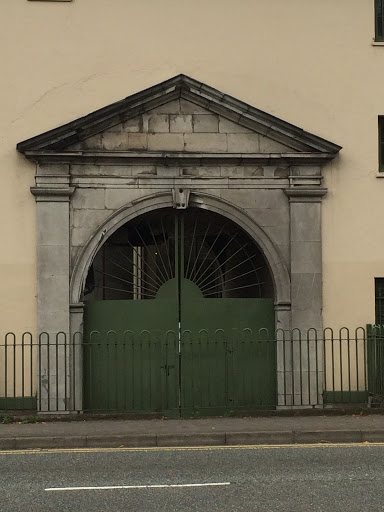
{"left": 0, "top": 442, "right": 384, "bottom": 455}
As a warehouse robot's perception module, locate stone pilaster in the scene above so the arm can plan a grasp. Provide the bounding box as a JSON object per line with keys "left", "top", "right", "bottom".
{"left": 283, "top": 185, "right": 327, "bottom": 407}
{"left": 31, "top": 164, "right": 74, "bottom": 412}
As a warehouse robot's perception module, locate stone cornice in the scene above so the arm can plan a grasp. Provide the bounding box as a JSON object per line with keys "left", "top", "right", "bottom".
{"left": 284, "top": 187, "right": 328, "bottom": 202}
{"left": 23, "top": 150, "right": 337, "bottom": 166}
{"left": 31, "top": 186, "right": 75, "bottom": 202}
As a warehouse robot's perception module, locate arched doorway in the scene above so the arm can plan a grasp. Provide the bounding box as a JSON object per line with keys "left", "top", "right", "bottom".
{"left": 83, "top": 207, "right": 276, "bottom": 415}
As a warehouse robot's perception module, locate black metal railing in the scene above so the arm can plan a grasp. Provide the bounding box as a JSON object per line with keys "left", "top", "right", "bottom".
{"left": 0, "top": 327, "right": 383, "bottom": 414}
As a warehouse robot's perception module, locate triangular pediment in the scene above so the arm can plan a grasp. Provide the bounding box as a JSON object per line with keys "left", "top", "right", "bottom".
{"left": 17, "top": 75, "right": 341, "bottom": 159}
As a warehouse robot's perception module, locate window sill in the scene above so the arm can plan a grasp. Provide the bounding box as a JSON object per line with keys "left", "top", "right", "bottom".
{"left": 372, "top": 40, "right": 384, "bottom": 46}
{"left": 376, "top": 173, "right": 384, "bottom": 177}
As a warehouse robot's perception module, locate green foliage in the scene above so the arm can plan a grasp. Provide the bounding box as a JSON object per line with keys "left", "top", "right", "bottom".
{"left": 1, "top": 414, "right": 12, "bottom": 424}
{"left": 21, "top": 416, "right": 37, "bottom": 424}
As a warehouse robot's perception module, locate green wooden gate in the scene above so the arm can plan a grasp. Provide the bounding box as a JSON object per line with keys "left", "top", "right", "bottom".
{"left": 83, "top": 209, "right": 276, "bottom": 415}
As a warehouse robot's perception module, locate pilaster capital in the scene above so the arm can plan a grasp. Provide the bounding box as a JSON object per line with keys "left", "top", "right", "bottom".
{"left": 70, "top": 303, "right": 85, "bottom": 314}
{"left": 284, "top": 187, "right": 327, "bottom": 203}
{"left": 31, "top": 186, "right": 75, "bottom": 202}
{"left": 274, "top": 302, "right": 292, "bottom": 312}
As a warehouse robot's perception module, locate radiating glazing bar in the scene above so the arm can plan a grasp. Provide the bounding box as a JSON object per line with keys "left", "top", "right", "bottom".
{"left": 133, "top": 226, "right": 168, "bottom": 284}
{"left": 196, "top": 242, "right": 254, "bottom": 288}
{"left": 200, "top": 268, "right": 265, "bottom": 294}
{"left": 148, "top": 222, "right": 171, "bottom": 282}
{"left": 119, "top": 249, "right": 163, "bottom": 289}
{"left": 194, "top": 230, "right": 237, "bottom": 287}
{"left": 191, "top": 224, "right": 227, "bottom": 283}
{"left": 202, "top": 282, "right": 266, "bottom": 297}
{"left": 95, "top": 269, "right": 158, "bottom": 296}
{"left": 94, "top": 284, "right": 157, "bottom": 298}
{"left": 187, "top": 221, "right": 211, "bottom": 281}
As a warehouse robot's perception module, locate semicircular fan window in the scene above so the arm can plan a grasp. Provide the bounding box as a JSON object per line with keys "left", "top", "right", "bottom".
{"left": 84, "top": 208, "right": 274, "bottom": 301}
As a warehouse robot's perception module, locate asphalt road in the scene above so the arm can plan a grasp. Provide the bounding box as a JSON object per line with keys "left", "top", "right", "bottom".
{"left": 2, "top": 444, "right": 384, "bottom": 511}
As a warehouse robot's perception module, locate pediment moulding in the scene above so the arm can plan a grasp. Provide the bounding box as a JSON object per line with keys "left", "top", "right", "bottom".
{"left": 23, "top": 151, "right": 337, "bottom": 167}
{"left": 17, "top": 75, "right": 341, "bottom": 165}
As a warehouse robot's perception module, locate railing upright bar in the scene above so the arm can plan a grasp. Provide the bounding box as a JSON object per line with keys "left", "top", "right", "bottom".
{"left": 307, "top": 332, "right": 311, "bottom": 406}
{"left": 123, "top": 333, "right": 127, "bottom": 411}
{"left": 299, "top": 332, "right": 303, "bottom": 406}
{"left": 55, "top": 334, "right": 59, "bottom": 412}
{"left": 47, "top": 334, "right": 51, "bottom": 412}
{"left": 282, "top": 330, "right": 287, "bottom": 406}
{"left": 132, "top": 333, "right": 135, "bottom": 411}
{"left": 347, "top": 332, "right": 352, "bottom": 403}
{"left": 291, "top": 334, "right": 294, "bottom": 406}
{"left": 64, "top": 333, "right": 67, "bottom": 411}
{"left": 323, "top": 330, "right": 327, "bottom": 404}
{"left": 107, "top": 332, "right": 111, "bottom": 412}
{"left": 72, "top": 333, "right": 75, "bottom": 411}
{"left": 114, "top": 333, "right": 118, "bottom": 411}
{"left": 315, "top": 335, "right": 319, "bottom": 406}
{"left": 339, "top": 333, "right": 343, "bottom": 402}
{"left": 29, "top": 335, "right": 33, "bottom": 407}
{"left": 140, "top": 333, "right": 143, "bottom": 411}
{"left": 331, "top": 332, "right": 336, "bottom": 400}
{"left": 21, "top": 334, "right": 25, "bottom": 409}
{"left": 38, "top": 335, "right": 42, "bottom": 412}
{"left": 13, "top": 338, "right": 16, "bottom": 406}
{"left": 355, "top": 335, "right": 360, "bottom": 392}
{"left": 4, "top": 335, "right": 8, "bottom": 411}
{"left": 363, "top": 328, "right": 368, "bottom": 396}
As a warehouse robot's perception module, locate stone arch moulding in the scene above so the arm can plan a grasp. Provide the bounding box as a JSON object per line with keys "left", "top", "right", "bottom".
{"left": 70, "top": 191, "right": 291, "bottom": 311}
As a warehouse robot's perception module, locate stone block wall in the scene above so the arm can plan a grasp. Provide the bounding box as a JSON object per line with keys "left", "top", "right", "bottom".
{"left": 69, "top": 99, "right": 293, "bottom": 154}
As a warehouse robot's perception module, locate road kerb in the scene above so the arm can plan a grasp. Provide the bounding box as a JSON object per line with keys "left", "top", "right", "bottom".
{"left": 226, "top": 431, "right": 294, "bottom": 445}
{"left": 14, "top": 436, "right": 87, "bottom": 450}
{"left": 2, "top": 429, "right": 384, "bottom": 450}
{"left": 293, "top": 430, "right": 363, "bottom": 444}
{"left": 360, "top": 430, "right": 384, "bottom": 442}
{"left": 86, "top": 434, "right": 157, "bottom": 448}
{"left": 0, "top": 438, "right": 16, "bottom": 450}
{"left": 156, "top": 433, "right": 226, "bottom": 447}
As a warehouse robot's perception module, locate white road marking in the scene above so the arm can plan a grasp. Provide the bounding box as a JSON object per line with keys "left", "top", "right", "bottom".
{"left": 45, "top": 482, "right": 231, "bottom": 492}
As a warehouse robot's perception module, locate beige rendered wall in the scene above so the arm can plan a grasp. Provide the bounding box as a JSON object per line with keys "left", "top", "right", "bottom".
{"left": 0, "top": 0, "right": 381, "bottom": 332}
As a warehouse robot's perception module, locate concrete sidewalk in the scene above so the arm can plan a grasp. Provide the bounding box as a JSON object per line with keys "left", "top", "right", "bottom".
{"left": 2, "top": 414, "right": 384, "bottom": 450}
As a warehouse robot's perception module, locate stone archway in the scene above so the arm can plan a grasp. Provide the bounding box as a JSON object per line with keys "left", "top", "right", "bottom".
{"left": 80, "top": 203, "right": 283, "bottom": 413}
{"left": 70, "top": 191, "right": 291, "bottom": 313}
{"left": 67, "top": 192, "right": 292, "bottom": 413}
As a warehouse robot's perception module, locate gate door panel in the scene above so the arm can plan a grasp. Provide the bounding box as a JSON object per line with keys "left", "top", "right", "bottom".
{"left": 181, "top": 279, "right": 276, "bottom": 415}
{"left": 83, "top": 207, "right": 276, "bottom": 414}
{"left": 83, "top": 296, "right": 179, "bottom": 413}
